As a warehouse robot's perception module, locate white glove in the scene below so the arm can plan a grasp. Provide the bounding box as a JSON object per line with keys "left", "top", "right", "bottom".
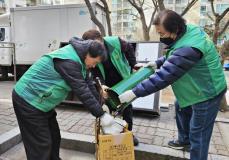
{"left": 100, "top": 113, "right": 115, "bottom": 127}
{"left": 134, "top": 63, "right": 145, "bottom": 68}
{"left": 118, "top": 90, "right": 136, "bottom": 104}
{"left": 102, "top": 104, "right": 110, "bottom": 113}
{"left": 102, "top": 118, "right": 127, "bottom": 135}
{"left": 144, "top": 61, "right": 157, "bottom": 70}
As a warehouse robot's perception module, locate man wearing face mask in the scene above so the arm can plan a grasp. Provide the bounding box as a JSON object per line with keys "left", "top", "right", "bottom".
{"left": 118, "top": 10, "right": 226, "bottom": 160}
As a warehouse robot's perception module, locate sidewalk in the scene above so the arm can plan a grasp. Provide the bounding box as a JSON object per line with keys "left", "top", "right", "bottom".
{"left": 0, "top": 81, "right": 229, "bottom": 159}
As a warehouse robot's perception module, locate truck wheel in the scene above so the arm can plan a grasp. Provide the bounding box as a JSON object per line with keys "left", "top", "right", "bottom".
{"left": 0, "top": 66, "right": 8, "bottom": 80}
{"left": 16, "top": 65, "right": 30, "bottom": 81}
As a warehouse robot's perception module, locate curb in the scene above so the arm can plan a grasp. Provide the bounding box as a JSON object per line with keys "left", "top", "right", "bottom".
{"left": 0, "top": 127, "right": 21, "bottom": 154}
{"left": 1, "top": 128, "right": 229, "bottom": 160}
{"left": 60, "top": 131, "right": 188, "bottom": 160}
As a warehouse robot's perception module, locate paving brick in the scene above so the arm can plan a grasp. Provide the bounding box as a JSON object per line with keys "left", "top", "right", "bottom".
{"left": 0, "top": 93, "right": 229, "bottom": 157}
{"left": 215, "top": 144, "right": 227, "bottom": 151}
{"left": 138, "top": 138, "right": 152, "bottom": 144}
{"left": 209, "top": 145, "right": 217, "bottom": 154}
{"left": 146, "top": 127, "right": 156, "bottom": 135}
{"left": 212, "top": 137, "right": 225, "bottom": 145}
{"left": 137, "top": 126, "right": 148, "bottom": 134}
{"left": 217, "top": 149, "right": 229, "bottom": 156}
{"left": 152, "top": 136, "right": 164, "bottom": 146}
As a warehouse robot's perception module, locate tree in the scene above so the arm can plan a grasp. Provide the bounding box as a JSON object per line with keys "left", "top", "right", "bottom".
{"left": 207, "top": 0, "right": 229, "bottom": 44}
{"left": 127, "top": 0, "right": 157, "bottom": 41}
{"left": 127, "top": 0, "right": 198, "bottom": 41}
{"left": 84, "top": 0, "right": 112, "bottom": 36}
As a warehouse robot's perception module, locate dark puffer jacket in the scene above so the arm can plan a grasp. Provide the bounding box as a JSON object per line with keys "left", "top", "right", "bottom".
{"left": 53, "top": 37, "right": 105, "bottom": 117}
{"left": 132, "top": 47, "right": 202, "bottom": 97}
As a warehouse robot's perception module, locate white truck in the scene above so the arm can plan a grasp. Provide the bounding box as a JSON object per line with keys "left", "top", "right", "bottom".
{"left": 0, "top": 3, "right": 106, "bottom": 79}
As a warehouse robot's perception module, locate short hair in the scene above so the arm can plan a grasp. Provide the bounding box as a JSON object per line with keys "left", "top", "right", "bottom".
{"left": 82, "top": 29, "right": 102, "bottom": 40}
{"left": 153, "top": 9, "right": 186, "bottom": 35}
{"left": 89, "top": 40, "right": 107, "bottom": 61}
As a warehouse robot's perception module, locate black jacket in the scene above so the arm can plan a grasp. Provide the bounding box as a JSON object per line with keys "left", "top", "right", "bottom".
{"left": 53, "top": 37, "right": 104, "bottom": 117}
{"left": 91, "top": 38, "right": 136, "bottom": 87}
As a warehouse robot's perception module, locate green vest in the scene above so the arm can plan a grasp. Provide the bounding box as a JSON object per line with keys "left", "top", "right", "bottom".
{"left": 97, "top": 36, "right": 131, "bottom": 80}
{"left": 166, "top": 24, "right": 226, "bottom": 108}
{"left": 14, "top": 44, "right": 86, "bottom": 112}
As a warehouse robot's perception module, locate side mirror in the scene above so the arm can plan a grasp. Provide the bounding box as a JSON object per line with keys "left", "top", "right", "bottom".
{"left": 0, "top": 28, "right": 5, "bottom": 41}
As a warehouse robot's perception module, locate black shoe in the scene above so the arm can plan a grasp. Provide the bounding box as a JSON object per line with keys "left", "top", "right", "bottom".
{"left": 168, "top": 140, "right": 190, "bottom": 150}
{"left": 184, "top": 145, "right": 190, "bottom": 152}
{"left": 133, "top": 135, "right": 139, "bottom": 146}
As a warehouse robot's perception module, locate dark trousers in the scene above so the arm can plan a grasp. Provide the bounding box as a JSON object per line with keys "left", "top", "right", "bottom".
{"left": 12, "top": 90, "right": 61, "bottom": 160}
{"left": 175, "top": 89, "right": 226, "bottom": 160}
{"left": 122, "top": 104, "right": 133, "bottom": 131}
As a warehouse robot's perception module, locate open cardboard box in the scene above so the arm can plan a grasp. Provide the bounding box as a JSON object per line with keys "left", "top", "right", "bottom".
{"left": 95, "top": 119, "right": 135, "bottom": 160}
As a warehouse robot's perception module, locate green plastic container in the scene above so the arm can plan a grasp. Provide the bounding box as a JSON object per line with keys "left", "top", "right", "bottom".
{"left": 106, "top": 67, "right": 155, "bottom": 110}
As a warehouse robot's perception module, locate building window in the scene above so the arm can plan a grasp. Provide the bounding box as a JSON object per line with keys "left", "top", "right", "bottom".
{"left": 175, "top": 6, "right": 184, "bottom": 14}
{"left": 123, "top": 22, "right": 129, "bottom": 27}
{"left": 168, "top": 0, "right": 173, "bottom": 4}
{"left": 199, "top": 19, "right": 207, "bottom": 27}
{"left": 176, "top": 0, "right": 181, "bottom": 4}
{"left": 200, "top": 5, "right": 207, "bottom": 13}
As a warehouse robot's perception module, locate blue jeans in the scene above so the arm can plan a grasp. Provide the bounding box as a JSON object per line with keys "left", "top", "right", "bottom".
{"left": 175, "top": 89, "right": 226, "bottom": 160}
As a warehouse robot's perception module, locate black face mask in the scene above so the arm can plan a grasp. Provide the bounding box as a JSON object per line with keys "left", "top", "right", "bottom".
{"left": 160, "top": 37, "right": 174, "bottom": 45}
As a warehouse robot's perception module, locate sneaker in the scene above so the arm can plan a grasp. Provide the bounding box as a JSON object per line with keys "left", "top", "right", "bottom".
{"left": 133, "top": 135, "right": 139, "bottom": 146}
{"left": 168, "top": 140, "right": 190, "bottom": 150}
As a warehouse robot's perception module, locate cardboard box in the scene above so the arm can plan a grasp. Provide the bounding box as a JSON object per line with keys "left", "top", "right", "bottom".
{"left": 98, "top": 131, "right": 135, "bottom": 160}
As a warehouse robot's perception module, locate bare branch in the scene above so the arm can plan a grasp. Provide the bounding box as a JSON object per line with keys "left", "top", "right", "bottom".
{"left": 148, "top": 7, "right": 157, "bottom": 31}
{"left": 129, "top": 13, "right": 140, "bottom": 19}
{"left": 127, "top": 0, "right": 141, "bottom": 11}
{"left": 206, "top": 12, "right": 214, "bottom": 22}
{"left": 209, "top": 0, "right": 217, "bottom": 17}
{"left": 140, "top": 0, "right": 145, "bottom": 7}
{"left": 157, "top": 0, "right": 165, "bottom": 11}
{"left": 84, "top": 0, "right": 106, "bottom": 36}
{"left": 219, "top": 20, "right": 229, "bottom": 37}
{"left": 181, "top": 0, "right": 198, "bottom": 16}
{"left": 219, "top": 7, "right": 229, "bottom": 21}
{"left": 152, "top": 0, "right": 159, "bottom": 12}
{"left": 100, "top": 0, "right": 112, "bottom": 35}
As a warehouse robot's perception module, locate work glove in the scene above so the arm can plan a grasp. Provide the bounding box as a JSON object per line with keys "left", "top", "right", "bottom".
{"left": 100, "top": 113, "right": 115, "bottom": 127}
{"left": 134, "top": 63, "right": 145, "bottom": 68}
{"left": 102, "top": 104, "right": 110, "bottom": 113}
{"left": 101, "top": 85, "right": 109, "bottom": 99}
{"left": 144, "top": 61, "right": 157, "bottom": 70}
{"left": 118, "top": 90, "right": 136, "bottom": 104}
{"left": 102, "top": 118, "right": 127, "bottom": 135}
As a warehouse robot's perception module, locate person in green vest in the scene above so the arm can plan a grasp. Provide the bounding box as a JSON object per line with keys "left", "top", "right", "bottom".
{"left": 82, "top": 30, "right": 140, "bottom": 146}
{"left": 118, "top": 10, "right": 227, "bottom": 160}
{"left": 12, "top": 38, "right": 125, "bottom": 160}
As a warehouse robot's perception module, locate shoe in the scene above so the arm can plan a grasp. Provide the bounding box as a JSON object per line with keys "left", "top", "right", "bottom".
{"left": 184, "top": 145, "right": 190, "bottom": 152}
{"left": 133, "top": 135, "right": 139, "bottom": 146}
{"left": 168, "top": 140, "right": 190, "bottom": 150}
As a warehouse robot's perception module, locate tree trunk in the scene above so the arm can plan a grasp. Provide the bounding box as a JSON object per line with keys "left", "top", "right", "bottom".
{"left": 213, "top": 18, "right": 220, "bottom": 44}
{"left": 139, "top": 11, "right": 150, "bottom": 41}
{"left": 100, "top": 0, "right": 112, "bottom": 36}
{"left": 84, "top": 0, "right": 106, "bottom": 36}
{"left": 158, "top": 0, "right": 165, "bottom": 11}
{"left": 104, "top": 7, "right": 112, "bottom": 36}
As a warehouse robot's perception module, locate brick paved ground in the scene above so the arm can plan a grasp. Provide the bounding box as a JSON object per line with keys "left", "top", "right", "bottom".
{"left": 0, "top": 81, "right": 229, "bottom": 158}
